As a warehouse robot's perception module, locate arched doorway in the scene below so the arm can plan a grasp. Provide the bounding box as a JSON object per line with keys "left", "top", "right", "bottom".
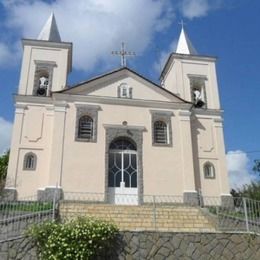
{"left": 108, "top": 138, "right": 138, "bottom": 204}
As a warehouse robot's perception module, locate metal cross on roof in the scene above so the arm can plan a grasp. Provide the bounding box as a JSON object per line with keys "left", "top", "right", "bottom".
{"left": 112, "top": 42, "right": 136, "bottom": 67}
{"left": 178, "top": 20, "right": 186, "bottom": 29}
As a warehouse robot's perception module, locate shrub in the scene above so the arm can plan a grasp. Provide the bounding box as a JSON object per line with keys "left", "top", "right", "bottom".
{"left": 27, "top": 217, "right": 119, "bottom": 260}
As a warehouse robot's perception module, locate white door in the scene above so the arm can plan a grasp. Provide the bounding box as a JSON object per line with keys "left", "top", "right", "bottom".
{"left": 108, "top": 139, "right": 138, "bottom": 205}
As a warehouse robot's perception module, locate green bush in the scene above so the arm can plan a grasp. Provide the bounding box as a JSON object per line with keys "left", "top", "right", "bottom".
{"left": 27, "top": 217, "right": 119, "bottom": 260}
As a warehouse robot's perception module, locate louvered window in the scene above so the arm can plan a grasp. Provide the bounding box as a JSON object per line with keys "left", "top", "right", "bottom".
{"left": 78, "top": 116, "right": 93, "bottom": 139}
{"left": 154, "top": 121, "right": 168, "bottom": 144}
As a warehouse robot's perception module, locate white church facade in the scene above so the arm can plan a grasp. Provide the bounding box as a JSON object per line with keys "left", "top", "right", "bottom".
{"left": 5, "top": 14, "right": 231, "bottom": 205}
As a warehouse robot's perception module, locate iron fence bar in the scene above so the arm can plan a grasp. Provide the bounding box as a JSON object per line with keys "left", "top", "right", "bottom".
{"left": 243, "top": 197, "right": 249, "bottom": 232}
{"left": 152, "top": 195, "right": 156, "bottom": 231}
{"left": 52, "top": 188, "right": 57, "bottom": 221}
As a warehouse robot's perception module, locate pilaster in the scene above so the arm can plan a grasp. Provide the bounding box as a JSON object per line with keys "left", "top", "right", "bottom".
{"left": 48, "top": 102, "right": 67, "bottom": 187}
{"left": 213, "top": 118, "right": 230, "bottom": 194}
{"left": 179, "top": 110, "right": 198, "bottom": 203}
{"left": 6, "top": 104, "right": 27, "bottom": 189}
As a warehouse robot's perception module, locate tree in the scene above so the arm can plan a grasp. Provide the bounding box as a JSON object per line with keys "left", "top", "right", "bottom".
{"left": 231, "top": 181, "right": 260, "bottom": 201}
{"left": 0, "top": 150, "right": 9, "bottom": 191}
{"left": 230, "top": 159, "right": 260, "bottom": 201}
{"left": 253, "top": 159, "right": 260, "bottom": 175}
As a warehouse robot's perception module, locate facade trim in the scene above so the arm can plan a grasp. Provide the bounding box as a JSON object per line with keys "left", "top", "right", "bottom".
{"left": 104, "top": 126, "right": 144, "bottom": 202}
{"left": 75, "top": 104, "right": 100, "bottom": 143}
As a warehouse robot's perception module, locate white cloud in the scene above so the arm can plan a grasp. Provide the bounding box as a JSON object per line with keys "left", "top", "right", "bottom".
{"left": 0, "top": 42, "right": 13, "bottom": 67}
{"left": 226, "top": 150, "right": 257, "bottom": 190}
{"left": 3, "top": 0, "right": 174, "bottom": 72}
{"left": 153, "top": 39, "right": 178, "bottom": 75}
{"left": 0, "top": 117, "right": 13, "bottom": 155}
{"left": 180, "top": 0, "right": 221, "bottom": 19}
{"left": 0, "top": 41, "right": 21, "bottom": 67}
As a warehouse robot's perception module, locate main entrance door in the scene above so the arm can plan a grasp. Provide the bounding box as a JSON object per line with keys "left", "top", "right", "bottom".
{"left": 108, "top": 138, "right": 138, "bottom": 205}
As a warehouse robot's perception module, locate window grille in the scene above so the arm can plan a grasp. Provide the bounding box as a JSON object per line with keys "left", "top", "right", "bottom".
{"left": 78, "top": 115, "right": 93, "bottom": 139}
{"left": 24, "top": 153, "right": 37, "bottom": 170}
{"left": 154, "top": 121, "right": 168, "bottom": 144}
{"left": 204, "top": 163, "right": 215, "bottom": 179}
{"left": 108, "top": 138, "right": 137, "bottom": 188}
{"left": 109, "top": 138, "right": 136, "bottom": 150}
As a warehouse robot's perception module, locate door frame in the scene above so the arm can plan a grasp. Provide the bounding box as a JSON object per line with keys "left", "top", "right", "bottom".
{"left": 104, "top": 126, "right": 144, "bottom": 205}
{"left": 108, "top": 149, "right": 138, "bottom": 205}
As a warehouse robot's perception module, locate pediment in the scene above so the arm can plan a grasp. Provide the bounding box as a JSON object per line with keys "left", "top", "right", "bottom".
{"left": 62, "top": 67, "right": 187, "bottom": 103}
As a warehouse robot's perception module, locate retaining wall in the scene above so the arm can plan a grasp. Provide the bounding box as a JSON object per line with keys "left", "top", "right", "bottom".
{"left": 1, "top": 232, "right": 260, "bottom": 260}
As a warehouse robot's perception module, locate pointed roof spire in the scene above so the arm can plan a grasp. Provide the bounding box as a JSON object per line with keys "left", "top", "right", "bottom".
{"left": 37, "top": 13, "right": 61, "bottom": 42}
{"left": 176, "top": 22, "right": 197, "bottom": 55}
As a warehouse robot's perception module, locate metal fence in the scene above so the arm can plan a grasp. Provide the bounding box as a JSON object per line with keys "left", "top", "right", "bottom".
{"left": 61, "top": 192, "right": 260, "bottom": 234}
{"left": 0, "top": 195, "right": 56, "bottom": 241}
{"left": 1, "top": 192, "right": 260, "bottom": 239}
{"left": 62, "top": 192, "right": 185, "bottom": 205}
{"left": 196, "top": 196, "right": 260, "bottom": 233}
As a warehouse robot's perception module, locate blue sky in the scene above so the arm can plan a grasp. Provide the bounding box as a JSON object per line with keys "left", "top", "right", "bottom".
{"left": 0, "top": 0, "right": 259, "bottom": 188}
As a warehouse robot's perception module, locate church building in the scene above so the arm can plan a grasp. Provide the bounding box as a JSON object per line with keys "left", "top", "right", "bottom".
{"left": 5, "top": 14, "right": 231, "bottom": 205}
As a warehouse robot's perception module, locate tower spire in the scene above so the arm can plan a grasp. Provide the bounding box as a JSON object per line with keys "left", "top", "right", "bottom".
{"left": 175, "top": 23, "right": 197, "bottom": 55}
{"left": 37, "top": 13, "right": 61, "bottom": 42}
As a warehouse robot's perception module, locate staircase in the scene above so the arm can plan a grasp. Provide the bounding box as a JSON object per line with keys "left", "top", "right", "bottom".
{"left": 59, "top": 202, "right": 216, "bottom": 232}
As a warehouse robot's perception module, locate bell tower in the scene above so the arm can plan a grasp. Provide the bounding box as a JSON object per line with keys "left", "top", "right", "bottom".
{"left": 160, "top": 25, "right": 231, "bottom": 202}
{"left": 160, "top": 26, "right": 220, "bottom": 110}
{"left": 18, "top": 13, "right": 72, "bottom": 97}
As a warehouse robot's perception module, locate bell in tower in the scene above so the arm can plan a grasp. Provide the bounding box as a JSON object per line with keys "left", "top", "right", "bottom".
{"left": 17, "top": 13, "right": 72, "bottom": 96}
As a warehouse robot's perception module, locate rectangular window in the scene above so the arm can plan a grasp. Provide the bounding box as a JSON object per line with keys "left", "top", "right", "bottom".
{"left": 118, "top": 83, "right": 132, "bottom": 98}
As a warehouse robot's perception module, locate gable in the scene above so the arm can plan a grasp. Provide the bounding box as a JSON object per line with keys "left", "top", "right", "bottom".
{"left": 62, "top": 68, "right": 187, "bottom": 103}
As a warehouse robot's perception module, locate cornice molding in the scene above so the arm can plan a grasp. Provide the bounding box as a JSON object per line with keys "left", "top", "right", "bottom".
{"left": 15, "top": 95, "right": 53, "bottom": 104}
{"left": 15, "top": 103, "right": 27, "bottom": 114}
{"left": 15, "top": 93, "right": 193, "bottom": 111}
{"left": 53, "top": 93, "right": 192, "bottom": 110}
{"left": 214, "top": 118, "right": 224, "bottom": 123}
{"left": 74, "top": 103, "right": 101, "bottom": 111}
{"left": 103, "top": 124, "right": 146, "bottom": 132}
{"left": 179, "top": 111, "right": 191, "bottom": 117}
{"left": 149, "top": 110, "right": 174, "bottom": 116}
{"left": 193, "top": 108, "right": 223, "bottom": 117}
{"left": 160, "top": 52, "right": 217, "bottom": 80}
{"left": 22, "top": 39, "right": 72, "bottom": 49}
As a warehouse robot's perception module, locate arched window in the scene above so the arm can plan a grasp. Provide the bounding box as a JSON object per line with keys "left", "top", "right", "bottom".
{"left": 204, "top": 162, "right": 215, "bottom": 179}
{"left": 23, "top": 152, "right": 37, "bottom": 170}
{"left": 154, "top": 121, "right": 168, "bottom": 144}
{"left": 78, "top": 115, "right": 93, "bottom": 139}
{"left": 109, "top": 138, "right": 137, "bottom": 150}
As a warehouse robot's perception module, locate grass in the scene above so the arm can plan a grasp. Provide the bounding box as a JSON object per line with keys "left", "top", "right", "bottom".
{"left": 0, "top": 201, "right": 53, "bottom": 212}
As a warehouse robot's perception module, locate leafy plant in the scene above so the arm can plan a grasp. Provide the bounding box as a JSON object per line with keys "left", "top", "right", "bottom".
{"left": 232, "top": 181, "right": 260, "bottom": 201}
{"left": 0, "top": 201, "right": 53, "bottom": 212}
{"left": 0, "top": 150, "right": 9, "bottom": 192}
{"left": 252, "top": 159, "right": 260, "bottom": 175}
{"left": 27, "top": 217, "right": 118, "bottom": 260}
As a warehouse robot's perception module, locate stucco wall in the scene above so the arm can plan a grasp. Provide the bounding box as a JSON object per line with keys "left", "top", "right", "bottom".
{"left": 7, "top": 95, "right": 230, "bottom": 199}
{"left": 61, "top": 102, "right": 189, "bottom": 196}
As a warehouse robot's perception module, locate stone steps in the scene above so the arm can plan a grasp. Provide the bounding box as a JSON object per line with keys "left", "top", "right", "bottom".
{"left": 59, "top": 202, "right": 216, "bottom": 232}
